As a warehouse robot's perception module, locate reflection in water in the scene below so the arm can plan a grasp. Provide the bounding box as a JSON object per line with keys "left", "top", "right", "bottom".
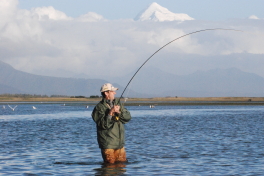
{"left": 94, "top": 162, "right": 127, "bottom": 176}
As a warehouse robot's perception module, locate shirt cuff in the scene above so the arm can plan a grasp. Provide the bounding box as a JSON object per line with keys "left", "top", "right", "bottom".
{"left": 107, "top": 114, "right": 112, "bottom": 120}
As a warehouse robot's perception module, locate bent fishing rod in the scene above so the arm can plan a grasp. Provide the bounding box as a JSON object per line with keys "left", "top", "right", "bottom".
{"left": 117, "top": 28, "right": 243, "bottom": 104}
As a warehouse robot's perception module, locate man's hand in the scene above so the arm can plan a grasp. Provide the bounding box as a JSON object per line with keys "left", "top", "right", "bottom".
{"left": 109, "top": 105, "right": 120, "bottom": 116}
{"left": 113, "top": 105, "right": 120, "bottom": 114}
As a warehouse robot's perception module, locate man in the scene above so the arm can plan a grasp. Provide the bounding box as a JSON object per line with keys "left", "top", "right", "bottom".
{"left": 91, "top": 83, "right": 132, "bottom": 164}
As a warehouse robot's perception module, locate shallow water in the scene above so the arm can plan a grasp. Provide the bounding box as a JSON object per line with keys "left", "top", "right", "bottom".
{"left": 1, "top": 103, "right": 264, "bottom": 175}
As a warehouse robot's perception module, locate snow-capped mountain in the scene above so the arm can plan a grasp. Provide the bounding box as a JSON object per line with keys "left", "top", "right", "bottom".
{"left": 134, "top": 2, "right": 194, "bottom": 22}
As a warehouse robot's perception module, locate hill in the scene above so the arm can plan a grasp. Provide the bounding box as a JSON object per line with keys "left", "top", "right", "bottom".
{"left": 0, "top": 61, "right": 126, "bottom": 97}
{"left": 1, "top": 60, "right": 264, "bottom": 97}
{"left": 113, "top": 67, "right": 264, "bottom": 97}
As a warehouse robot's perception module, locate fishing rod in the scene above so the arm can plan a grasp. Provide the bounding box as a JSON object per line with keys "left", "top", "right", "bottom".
{"left": 117, "top": 28, "right": 243, "bottom": 104}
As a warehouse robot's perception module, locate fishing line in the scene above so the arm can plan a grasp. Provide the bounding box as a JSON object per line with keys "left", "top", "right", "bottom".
{"left": 117, "top": 28, "right": 243, "bottom": 104}
{"left": 124, "top": 84, "right": 131, "bottom": 102}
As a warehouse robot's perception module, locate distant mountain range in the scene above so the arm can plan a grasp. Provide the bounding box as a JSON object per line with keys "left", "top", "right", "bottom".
{"left": 1, "top": 60, "right": 264, "bottom": 97}
{"left": 113, "top": 66, "right": 264, "bottom": 97}
{"left": 0, "top": 61, "right": 143, "bottom": 97}
{"left": 134, "top": 2, "right": 194, "bottom": 22}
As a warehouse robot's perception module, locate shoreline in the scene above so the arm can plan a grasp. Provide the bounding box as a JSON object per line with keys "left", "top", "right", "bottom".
{"left": 1, "top": 97, "right": 264, "bottom": 106}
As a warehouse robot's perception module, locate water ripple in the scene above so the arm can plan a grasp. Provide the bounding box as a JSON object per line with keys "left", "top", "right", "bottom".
{"left": 0, "top": 105, "right": 264, "bottom": 175}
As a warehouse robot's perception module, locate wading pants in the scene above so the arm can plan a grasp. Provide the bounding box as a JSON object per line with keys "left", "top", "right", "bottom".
{"left": 101, "top": 147, "right": 127, "bottom": 164}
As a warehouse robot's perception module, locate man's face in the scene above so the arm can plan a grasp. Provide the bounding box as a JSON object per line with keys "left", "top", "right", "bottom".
{"left": 105, "top": 91, "right": 116, "bottom": 100}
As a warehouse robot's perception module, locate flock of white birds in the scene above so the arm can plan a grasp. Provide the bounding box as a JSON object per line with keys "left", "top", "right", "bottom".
{"left": 2, "top": 105, "right": 90, "bottom": 111}
{"left": 2, "top": 104, "right": 156, "bottom": 111}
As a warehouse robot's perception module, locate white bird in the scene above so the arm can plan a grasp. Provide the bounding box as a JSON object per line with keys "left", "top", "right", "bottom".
{"left": 86, "top": 105, "right": 89, "bottom": 108}
{"left": 8, "top": 104, "right": 17, "bottom": 111}
{"left": 33, "top": 106, "right": 37, "bottom": 109}
{"left": 2, "top": 105, "right": 5, "bottom": 109}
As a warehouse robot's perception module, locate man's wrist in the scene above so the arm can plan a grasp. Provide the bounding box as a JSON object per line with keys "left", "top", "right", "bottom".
{"left": 107, "top": 114, "right": 112, "bottom": 120}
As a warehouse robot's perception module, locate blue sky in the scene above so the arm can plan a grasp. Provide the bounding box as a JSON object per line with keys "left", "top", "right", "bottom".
{"left": 18, "top": 0, "right": 264, "bottom": 20}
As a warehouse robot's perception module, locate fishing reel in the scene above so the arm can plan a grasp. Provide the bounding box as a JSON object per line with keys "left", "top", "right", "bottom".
{"left": 112, "top": 113, "right": 120, "bottom": 122}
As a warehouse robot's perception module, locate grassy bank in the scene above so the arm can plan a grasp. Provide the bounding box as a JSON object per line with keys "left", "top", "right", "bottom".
{"left": 124, "top": 97, "right": 264, "bottom": 102}
{"left": 1, "top": 96, "right": 264, "bottom": 106}
{"left": 0, "top": 96, "right": 98, "bottom": 102}
{"left": 122, "top": 97, "right": 264, "bottom": 106}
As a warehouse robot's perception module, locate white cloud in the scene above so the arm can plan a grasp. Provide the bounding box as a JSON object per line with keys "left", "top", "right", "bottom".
{"left": 0, "top": 0, "right": 17, "bottom": 15}
{"left": 1, "top": 1, "right": 264, "bottom": 79}
{"left": 0, "top": 0, "right": 18, "bottom": 27}
{"left": 30, "top": 6, "right": 72, "bottom": 21}
{"left": 76, "top": 12, "right": 105, "bottom": 22}
{"left": 248, "top": 15, "right": 259, "bottom": 19}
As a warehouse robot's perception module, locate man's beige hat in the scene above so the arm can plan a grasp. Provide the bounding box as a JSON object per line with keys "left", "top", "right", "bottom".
{"left": 100, "top": 83, "right": 118, "bottom": 92}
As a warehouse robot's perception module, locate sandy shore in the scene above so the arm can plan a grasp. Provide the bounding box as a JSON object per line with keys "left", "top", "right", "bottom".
{"left": 123, "top": 97, "right": 264, "bottom": 102}
{"left": 1, "top": 96, "right": 264, "bottom": 105}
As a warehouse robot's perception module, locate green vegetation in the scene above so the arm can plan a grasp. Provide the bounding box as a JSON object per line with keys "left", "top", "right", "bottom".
{"left": 1, "top": 94, "right": 264, "bottom": 105}
{"left": 70, "top": 96, "right": 86, "bottom": 98}
{"left": 0, "top": 94, "right": 49, "bottom": 98}
{"left": 0, "top": 93, "right": 104, "bottom": 102}
{"left": 89, "top": 95, "right": 100, "bottom": 98}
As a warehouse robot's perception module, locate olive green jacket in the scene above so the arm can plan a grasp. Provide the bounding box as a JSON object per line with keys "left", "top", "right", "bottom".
{"left": 91, "top": 98, "right": 131, "bottom": 149}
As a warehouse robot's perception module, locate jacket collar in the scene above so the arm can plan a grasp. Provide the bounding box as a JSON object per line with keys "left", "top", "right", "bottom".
{"left": 101, "top": 98, "right": 116, "bottom": 106}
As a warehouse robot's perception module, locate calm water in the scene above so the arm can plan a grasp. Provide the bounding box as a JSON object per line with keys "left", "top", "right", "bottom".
{"left": 0, "top": 103, "right": 264, "bottom": 175}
